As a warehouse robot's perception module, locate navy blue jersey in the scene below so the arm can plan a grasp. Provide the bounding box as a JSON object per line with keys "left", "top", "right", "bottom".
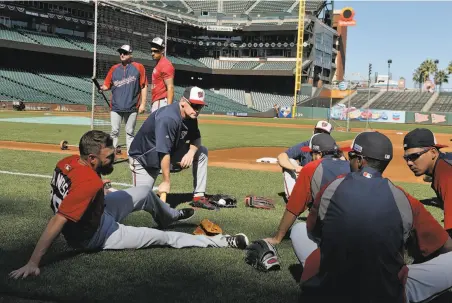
{"left": 285, "top": 140, "right": 312, "bottom": 166}
{"left": 303, "top": 167, "right": 448, "bottom": 303}
{"left": 103, "top": 62, "right": 147, "bottom": 112}
{"left": 128, "top": 102, "right": 201, "bottom": 169}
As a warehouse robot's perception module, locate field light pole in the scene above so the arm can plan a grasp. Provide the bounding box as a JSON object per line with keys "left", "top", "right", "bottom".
{"left": 387, "top": 59, "right": 392, "bottom": 92}
{"left": 366, "top": 63, "right": 372, "bottom": 130}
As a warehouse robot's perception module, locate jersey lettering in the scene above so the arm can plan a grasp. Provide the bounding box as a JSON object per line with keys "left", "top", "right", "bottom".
{"left": 50, "top": 167, "right": 71, "bottom": 214}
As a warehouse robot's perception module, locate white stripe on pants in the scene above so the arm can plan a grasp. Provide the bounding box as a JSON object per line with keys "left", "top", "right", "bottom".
{"left": 130, "top": 145, "right": 208, "bottom": 194}
{"left": 282, "top": 159, "right": 299, "bottom": 198}
{"left": 110, "top": 111, "right": 137, "bottom": 152}
{"left": 290, "top": 222, "right": 452, "bottom": 302}
{"left": 151, "top": 98, "right": 168, "bottom": 113}
{"left": 86, "top": 186, "right": 230, "bottom": 250}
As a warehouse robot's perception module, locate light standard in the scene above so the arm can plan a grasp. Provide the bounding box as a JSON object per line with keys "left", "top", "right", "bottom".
{"left": 387, "top": 59, "right": 392, "bottom": 92}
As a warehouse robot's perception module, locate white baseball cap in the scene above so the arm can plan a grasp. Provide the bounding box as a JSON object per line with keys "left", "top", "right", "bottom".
{"left": 148, "top": 37, "right": 165, "bottom": 49}
{"left": 183, "top": 86, "right": 207, "bottom": 106}
{"left": 117, "top": 44, "right": 133, "bottom": 53}
{"left": 314, "top": 120, "right": 333, "bottom": 133}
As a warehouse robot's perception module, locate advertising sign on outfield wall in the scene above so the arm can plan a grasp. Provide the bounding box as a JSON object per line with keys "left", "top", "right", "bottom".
{"left": 411, "top": 112, "right": 448, "bottom": 125}
{"left": 330, "top": 104, "right": 406, "bottom": 123}
{"left": 278, "top": 106, "right": 293, "bottom": 118}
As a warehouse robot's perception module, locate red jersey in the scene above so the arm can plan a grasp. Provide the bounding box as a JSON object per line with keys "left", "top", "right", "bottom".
{"left": 431, "top": 152, "right": 452, "bottom": 231}
{"left": 151, "top": 56, "right": 174, "bottom": 102}
{"left": 50, "top": 155, "right": 104, "bottom": 248}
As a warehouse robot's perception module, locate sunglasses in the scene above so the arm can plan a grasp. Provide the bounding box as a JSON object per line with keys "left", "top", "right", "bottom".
{"left": 347, "top": 151, "right": 363, "bottom": 160}
{"left": 119, "top": 51, "right": 130, "bottom": 56}
{"left": 403, "top": 148, "right": 431, "bottom": 162}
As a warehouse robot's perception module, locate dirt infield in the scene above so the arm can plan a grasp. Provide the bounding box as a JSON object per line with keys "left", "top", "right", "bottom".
{"left": 1, "top": 130, "right": 452, "bottom": 184}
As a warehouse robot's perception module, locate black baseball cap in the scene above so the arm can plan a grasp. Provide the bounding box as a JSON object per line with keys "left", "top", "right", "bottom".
{"left": 301, "top": 133, "right": 339, "bottom": 153}
{"left": 342, "top": 131, "right": 393, "bottom": 161}
{"left": 403, "top": 128, "right": 447, "bottom": 150}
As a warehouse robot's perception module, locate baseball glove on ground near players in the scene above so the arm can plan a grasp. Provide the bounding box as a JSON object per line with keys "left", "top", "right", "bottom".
{"left": 207, "top": 194, "right": 237, "bottom": 208}
{"left": 193, "top": 219, "right": 223, "bottom": 236}
{"left": 245, "top": 239, "right": 280, "bottom": 272}
{"left": 244, "top": 195, "right": 275, "bottom": 210}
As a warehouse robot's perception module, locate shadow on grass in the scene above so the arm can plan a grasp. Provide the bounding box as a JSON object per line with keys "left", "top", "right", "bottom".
{"left": 166, "top": 193, "right": 193, "bottom": 208}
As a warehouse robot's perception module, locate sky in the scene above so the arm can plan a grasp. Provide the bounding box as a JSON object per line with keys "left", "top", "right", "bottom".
{"left": 335, "top": 1, "right": 452, "bottom": 88}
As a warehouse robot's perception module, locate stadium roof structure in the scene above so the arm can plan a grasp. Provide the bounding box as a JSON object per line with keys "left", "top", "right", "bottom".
{"left": 114, "top": 0, "right": 327, "bottom": 29}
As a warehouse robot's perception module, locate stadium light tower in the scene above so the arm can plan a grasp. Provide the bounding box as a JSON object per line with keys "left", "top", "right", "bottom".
{"left": 387, "top": 59, "right": 392, "bottom": 92}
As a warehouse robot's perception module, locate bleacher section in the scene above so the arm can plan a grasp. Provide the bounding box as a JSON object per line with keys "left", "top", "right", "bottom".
{"left": 370, "top": 92, "right": 432, "bottom": 111}
{"left": 349, "top": 90, "right": 379, "bottom": 108}
{"left": 223, "top": 1, "right": 255, "bottom": 13}
{"left": 255, "top": 62, "right": 295, "bottom": 70}
{"left": 251, "top": 91, "right": 293, "bottom": 111}
{"left": 430, "top": 93, "right": 452, "bottom": 113}
{"left": 0, "top": 68, "right": 257, "bottom": 113}
{"left": 0, "top": 25, "right": 37, "bottom": 44}
{"left": 217, "top": 88, "right": 247, "bottom": 105}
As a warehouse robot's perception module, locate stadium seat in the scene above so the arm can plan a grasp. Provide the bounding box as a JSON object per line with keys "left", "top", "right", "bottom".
{"left": 370, "top": 91, "right": 432, "bottom": 111}
{"left": 430, "top": 93, "right": 452, "bottom": 113}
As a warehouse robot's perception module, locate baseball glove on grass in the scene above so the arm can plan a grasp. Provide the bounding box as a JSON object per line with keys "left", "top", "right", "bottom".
{"left": 193, "top": 219, "right": 223, "bottom": 236}
{"left": 245, "top": 195, "right": 275, "bottom": 210}
{"left": 245, "top": 239, "right": 280, "bottom": 272}
{"left": 208, "top": 194, "right": 237, "bottom": 208}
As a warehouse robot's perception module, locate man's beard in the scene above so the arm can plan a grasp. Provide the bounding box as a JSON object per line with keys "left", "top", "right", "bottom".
{"left": 97, "top": 163, "right": 114, "bottom": 176}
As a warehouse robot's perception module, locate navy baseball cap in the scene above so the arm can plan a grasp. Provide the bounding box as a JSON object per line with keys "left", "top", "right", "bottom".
{"left": 403, "top": 128, "right": 447, "bottom": 150}
{"left": 301, "top": 133, "right": 339, "bottom": 153}
{"left": 342, "top": 131, "right": 393, "bottom": 161}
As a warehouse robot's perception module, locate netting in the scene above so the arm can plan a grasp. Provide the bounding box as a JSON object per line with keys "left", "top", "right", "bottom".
{"left": 91, "top": 1, "right": 166, "bottom": 147}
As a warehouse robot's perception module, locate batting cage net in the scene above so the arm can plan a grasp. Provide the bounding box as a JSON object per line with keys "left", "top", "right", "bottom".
{"left": 91, "top": 1, "right": 166, "bottom": 149}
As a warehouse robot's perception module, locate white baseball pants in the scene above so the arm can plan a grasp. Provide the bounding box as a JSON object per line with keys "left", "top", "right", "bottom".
{"left": 151, "top": 98, "right": 168, "bottom": 113}
{"left": 290, "top": 222, "right": 452, "bottom": 303}
{"left": 85, "top": 186, "right": 230, "bottom": 250}
{"left": 130, "top": 145, "right": 208, "bottom": 195}
{"left": 110, "top": 111, "right": 137, "bottom": 152}
{"left": 282, "top": 159, "right": 299, "bottom": 198}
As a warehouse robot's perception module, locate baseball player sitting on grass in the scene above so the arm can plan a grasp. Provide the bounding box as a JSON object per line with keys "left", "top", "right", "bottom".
{"left": 277, "top": 120, "right": 333, "bottom": 199}
{"left": 265, "top": 133, "right": 349, "bottom": 246}
{"left": 9, "top": 130, "right": 249, "bottom": 280}
{"left": 293, "top": 131, "right": 452, "bottom": 303}
{"left": 403, "top": 128, "right": 452, "bottom": 236}
{"left": 128, "top": 86, "right": 217, "bottom": 210}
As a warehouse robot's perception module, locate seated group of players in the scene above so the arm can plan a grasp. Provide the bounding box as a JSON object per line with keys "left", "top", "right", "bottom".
{"left": 9, "top": 87, "right": 452, "bottom": 301}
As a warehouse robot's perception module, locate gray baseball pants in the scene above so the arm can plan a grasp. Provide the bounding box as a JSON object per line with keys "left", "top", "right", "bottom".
{"left": 85, "top": 186, "right": 230, "bottom": 250}
{"left": 110, "top": 111, "right": 137, "bottom": 151}
{"left": 130, "top": 145, "right": 208, "bottom": 194}
{"left": 290, "top": 222, "right": 452, "bottom": 302}
{"left": 282, "top": 159, "right": 299, "bottom": 198}
{"left": 151, "top": 98, "right": 168, "bottom": 113}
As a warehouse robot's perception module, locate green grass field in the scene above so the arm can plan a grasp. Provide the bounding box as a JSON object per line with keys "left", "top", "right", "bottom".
{"left": 0, "top": 112, "right": 447, "bottom": 302}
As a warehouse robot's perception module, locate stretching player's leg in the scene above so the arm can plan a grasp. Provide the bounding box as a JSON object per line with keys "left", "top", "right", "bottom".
{"left": 123, "top": 112, "right": 137, "bottom": 153}
{"left": 90, "top": 213, "right": 248, "bottom": 250}
{"left": 110, "top": 111, "right": 123, "bottom": 148}
{"left": 103, "top": 186, "right": 184, "bottom": 227}
{"left": 405, "top": 251, "right": 452, "bottom": 302}
{"left": 282, "top": 159, "right": 299, "bottom": 199}
{"left": 290, "top": 222, "right": 318, "bottom": 266}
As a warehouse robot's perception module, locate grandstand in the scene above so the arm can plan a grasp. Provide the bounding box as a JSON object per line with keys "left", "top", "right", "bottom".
{"left": 369, "top": 91, "right": 432, "bottom": 111}
{"left": 429, "top": 92, "right": 452, "bottom": 113}
{"left": 0, "top": 0, "right": 338, "bottom": 115}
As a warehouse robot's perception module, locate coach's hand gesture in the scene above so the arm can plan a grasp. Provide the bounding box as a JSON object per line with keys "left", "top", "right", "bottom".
{"left": 9, "top": 262, "right": 40, "bottom": 279}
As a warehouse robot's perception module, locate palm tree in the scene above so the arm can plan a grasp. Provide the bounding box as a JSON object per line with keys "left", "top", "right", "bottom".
{"left": 448, "top": 61, "right": 452, "bottom": 75}
{"left": 412, "top": 68, "right": 423, "bottom": 92}
{"left": 434, "top": 70, "right": 449, "bottom": 92}
{"left": 419, "top": 59, "right": 438, "bottom": 83}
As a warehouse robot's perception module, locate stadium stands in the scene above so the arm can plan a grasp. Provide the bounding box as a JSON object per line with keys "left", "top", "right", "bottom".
{"left": 217, "top": 88, "right": 247, "bottom": 105}
{"left": 223, "top": 1, "right": 256, "bottom": 13}
{"left": 255, "top": 62, "right": 295, "bottom": 70}
{"left": 430, "top": 93, "right": 452, "bottom": 113}
{"left": 348, "top": 90, "right": 379, "bottom": 108}
{"left": 251, "top": 91, "right": 293, "bottom": 111}
{"left": 0, "top": 25, "right": 37, "bottom": 44}
{"left": 369, "top": 91, "right": 432, "bottom": 111}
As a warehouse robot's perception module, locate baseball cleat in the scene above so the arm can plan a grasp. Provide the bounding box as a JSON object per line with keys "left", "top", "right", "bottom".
{"left": 177, "top": 208, "right": 195, "bottom": 222}
{"left": 189, "top": 196, "right": 217, "bottom": 210}
{"left": 225, "top": 233, "right": 249, "bottom": 249}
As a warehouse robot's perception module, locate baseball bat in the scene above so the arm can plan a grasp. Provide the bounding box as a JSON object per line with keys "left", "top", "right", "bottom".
{"left": 160, "top": 192, "right": 167, "bottom": 202}
{"left": 92, "top": 77, "right": 111, "bottom": 108}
